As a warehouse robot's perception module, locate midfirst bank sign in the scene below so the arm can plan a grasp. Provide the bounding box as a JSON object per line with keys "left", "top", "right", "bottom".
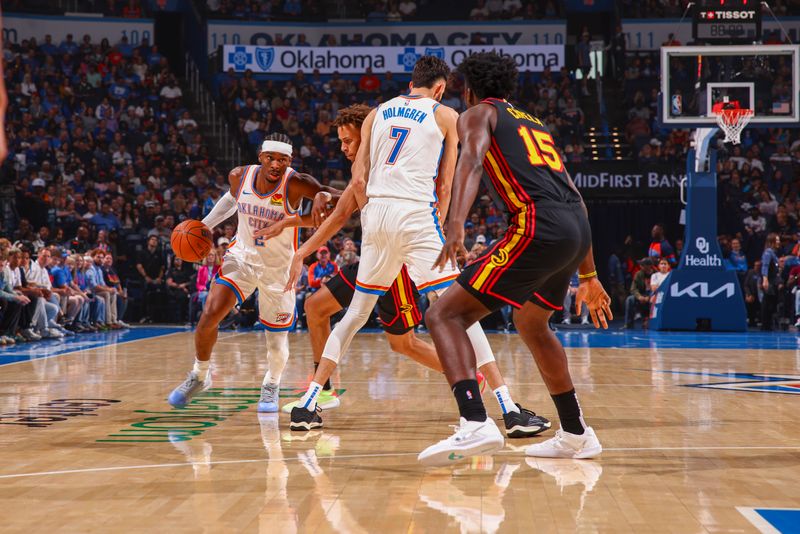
{"left": 223, "top": 44, "right": 564, "bottom": 74}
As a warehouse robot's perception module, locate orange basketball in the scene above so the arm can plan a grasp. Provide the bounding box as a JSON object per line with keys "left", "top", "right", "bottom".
{"left": 170, "top": 220, "right": 213, "bottom": 263}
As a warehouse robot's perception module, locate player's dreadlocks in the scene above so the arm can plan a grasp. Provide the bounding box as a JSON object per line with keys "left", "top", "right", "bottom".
{"left": 263, "top": 132, "right": 293, "bottom": 146}
{"left": 333, "top": 104, "right": 372, "bottom": 129}
{"left": 456, "top": 52, "right": 518, "bottom": 101}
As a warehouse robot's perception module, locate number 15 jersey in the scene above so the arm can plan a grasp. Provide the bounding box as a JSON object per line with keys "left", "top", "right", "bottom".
{"left": 367, "top": 94, "right": 444, "bottom": 204}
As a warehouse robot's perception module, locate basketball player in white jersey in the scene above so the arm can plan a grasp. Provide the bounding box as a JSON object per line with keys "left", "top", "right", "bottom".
{"left": 287, "top": 56, "right": 507, "bottom": 437}
{"left": 259, "top": 104, "right": 550, "bottom": 437}
{"left": 168, "top": 133, "right": 340, "bottom": 412}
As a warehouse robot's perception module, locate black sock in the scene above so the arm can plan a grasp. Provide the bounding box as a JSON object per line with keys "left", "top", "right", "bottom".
{"left": 452, "top": 379, "right": 487, "bottom": 422}
{"left": 314, "top": 362, "right": 333, "bottom": 391}
{"left": 551, "top": 389, "right": 585, "bottom": 435}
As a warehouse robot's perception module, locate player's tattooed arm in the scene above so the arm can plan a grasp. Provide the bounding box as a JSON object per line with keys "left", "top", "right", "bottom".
{"left": 349, "top": 109, "right": 377, "bottom": 209}
{"left": 433, "top": 103, "right": 495, "bottom": 272}
{"left": 287, "top": 171, "right": 343, "bottom": 227}
{"left": 201, "top": 166, "right": 245, "bottom": 229}
{"left": 433, "top": 105, "right": 460, "bottom": 223}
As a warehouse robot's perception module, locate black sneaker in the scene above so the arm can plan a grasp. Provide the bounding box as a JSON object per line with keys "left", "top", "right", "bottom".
{"left": 290, "top": 405, "right": 323, "bottom": 431}
{"left": 503, "top": 403, "right": 551, "bottom": 438}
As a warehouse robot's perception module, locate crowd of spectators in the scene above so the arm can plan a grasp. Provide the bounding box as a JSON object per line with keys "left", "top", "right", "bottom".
{"left": 204, "top": 0, "right": 562, "bottom": 22}
{"left": 220, "top": 64, "right": 589, "bottom": 181}
{"left": 2, "top": 0, "right": 148, "bottom": 17}
{"left": 0, "top": 32, "right": 235, "bottom": 337}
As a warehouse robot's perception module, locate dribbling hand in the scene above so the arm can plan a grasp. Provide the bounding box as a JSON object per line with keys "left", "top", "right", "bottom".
{"left": 575, "top": 277, "right": 613, "bottom": 329}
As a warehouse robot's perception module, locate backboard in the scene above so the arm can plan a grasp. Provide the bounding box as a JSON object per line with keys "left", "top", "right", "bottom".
{"left": 660, "top": 44, "right": 799, "bottom": 128}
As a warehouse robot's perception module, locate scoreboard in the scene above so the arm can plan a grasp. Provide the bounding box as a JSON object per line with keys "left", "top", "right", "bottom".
{"left": 693, "top": 0, "right": 762, "bottom": 44}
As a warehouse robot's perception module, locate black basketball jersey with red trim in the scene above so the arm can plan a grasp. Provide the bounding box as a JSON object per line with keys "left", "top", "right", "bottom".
{"left": 480, "top": 98, "right": 581, "bottom": 211}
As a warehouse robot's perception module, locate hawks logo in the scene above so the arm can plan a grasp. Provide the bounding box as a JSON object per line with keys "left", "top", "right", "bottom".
{"left": 275, "top": 312, "right": 291, "bottom": 323}
{"left": 490, "top": 249, "right": 509, "bottom": 267}
{"left": 270, "top": 194, "right": 284, "bottom": 206}
{"left": 399, "top": 303, "right": 414, "bottom": 313}
{"left": 653, "top": 371, "right": 800, "bottom": 395}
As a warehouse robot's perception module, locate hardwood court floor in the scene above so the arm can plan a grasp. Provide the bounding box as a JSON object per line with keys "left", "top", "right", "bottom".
{"left": 0, "top": 327, "right": 799, "bottom": 533}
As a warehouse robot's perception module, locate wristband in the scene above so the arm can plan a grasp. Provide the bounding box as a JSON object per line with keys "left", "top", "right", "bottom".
{"left": 578, "top": 270, "right": 597, "bottom": 280}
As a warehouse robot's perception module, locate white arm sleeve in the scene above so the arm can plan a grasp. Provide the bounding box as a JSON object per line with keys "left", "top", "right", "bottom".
{"left": 201, "top": 191, "right": 238, "bottom": 229}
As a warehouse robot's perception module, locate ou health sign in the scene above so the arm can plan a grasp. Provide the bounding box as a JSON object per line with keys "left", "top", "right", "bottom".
{"left": 222, "top": 45, "right": 564, "bottom": 74}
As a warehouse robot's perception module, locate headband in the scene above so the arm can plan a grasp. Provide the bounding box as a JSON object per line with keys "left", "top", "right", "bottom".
{"left": 260, "top": 140, "right": 293, "bottom": 156}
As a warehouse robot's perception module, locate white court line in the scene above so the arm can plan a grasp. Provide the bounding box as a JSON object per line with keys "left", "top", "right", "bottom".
{"left": 0, "top": 451, "right": 419, "bottom": 480}
{"left": 2, "top": 445, "right": 800, "bottom": 480}
{"left": 736, "top": 507, "right": 783, "bottom": 534}
{"left": 0, "top": 330, "right": 187, "bottom": 368}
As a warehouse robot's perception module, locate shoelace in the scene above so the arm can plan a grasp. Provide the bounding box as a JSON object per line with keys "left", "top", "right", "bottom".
{"left": 177, "top": 373, "right": 199, "bottom": 394}
{"left": 449, "top": 422, "right": 477, "bottom": 443}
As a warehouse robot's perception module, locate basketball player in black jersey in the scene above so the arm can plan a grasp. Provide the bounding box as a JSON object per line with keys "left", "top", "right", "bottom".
{"left": 418, "top": 52, "right": 613, "bottom": 466}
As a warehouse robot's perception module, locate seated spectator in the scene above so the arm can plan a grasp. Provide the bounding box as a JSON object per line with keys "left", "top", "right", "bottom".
{"left": 335, "top": 238, "right": 359, "bottom": 266}
{"left": 103, "top": 253, "right": 128, "bottom": 327}
{"left": 0, "top": 251, "right": 34, "bottom": 345}
{"left": 649, "top": 258, "right": 671, "bottom": 296}
{"left": 87, "top": 249, "right": 118, "bottom": 328}
{"left": 51, "top": 254, "right": 86, "bottom": 331}
{"left": 624, "top": 258, "right": 655, "bottom": 329}
{"left": 308, "top": 246, "right": 339, "bottom": 293}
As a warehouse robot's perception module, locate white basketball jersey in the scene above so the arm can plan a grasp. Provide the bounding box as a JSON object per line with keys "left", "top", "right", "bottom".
{"left": 227, "top": 165, "right": 300, "bottom": 270}
{"left": 367, "top": 95, "right": 445, "bottom": 204}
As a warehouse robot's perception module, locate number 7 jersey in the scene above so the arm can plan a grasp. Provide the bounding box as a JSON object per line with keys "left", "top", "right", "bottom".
{"left": 367, "top": 94, "right": 444, "bottom": 204}
{"left": 480, "top": 98, "right": 581, "bottom": 212}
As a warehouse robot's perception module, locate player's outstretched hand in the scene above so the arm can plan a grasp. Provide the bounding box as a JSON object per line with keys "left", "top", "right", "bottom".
{"left": 254, "top": 219, "right": 287, "bottom": 241}
{"left": 433, "top": 227, "right": 466, "bottom": 272}
{"left": 311, "top": 192, "right": 332, "bottom": 227}
{"left": 284, "top": 252, "right": 304, "bottom": 292}
{"left": 575, "top": 277, "right": 613, "bottom": 329}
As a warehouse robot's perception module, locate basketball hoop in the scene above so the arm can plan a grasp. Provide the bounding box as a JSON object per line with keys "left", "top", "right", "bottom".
{"left": 714, "top": 107, "right": 754, "bottom": 145}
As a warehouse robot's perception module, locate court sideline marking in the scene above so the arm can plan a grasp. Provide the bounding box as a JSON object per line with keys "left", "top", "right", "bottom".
{"left": 2, "top": 445, "right": 800, "bottom": 480}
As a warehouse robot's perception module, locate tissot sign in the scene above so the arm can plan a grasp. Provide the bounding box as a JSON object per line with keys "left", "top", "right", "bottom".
{"left": 209, "top": 21, "right": 565, "bottom": 53}
{"left": 222, "top": 44, "right": 564, "bottom": 74}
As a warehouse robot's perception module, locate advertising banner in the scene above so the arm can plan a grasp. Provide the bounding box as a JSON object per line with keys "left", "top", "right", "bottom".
{"left": 222, "top": 44, "right": 564, "bottom": 74}
{"left": 571, "top": 161, "right": 685, "bottom": 198}
{"left": 2, "top": 14, "right": 153, "bottom": 46}
{"left": 209, "top": 21, "right": 566, "bottom": 53}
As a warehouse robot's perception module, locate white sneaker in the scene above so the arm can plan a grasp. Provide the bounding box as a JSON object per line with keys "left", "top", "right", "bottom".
{"left": 418, "top": 417, "right": 505, "bottom": 467}
{"left": 46, "top": 328, "right": 65, "bottom": 339}
{"left": 525, "top": 427, "right": 602, "bottom": 459}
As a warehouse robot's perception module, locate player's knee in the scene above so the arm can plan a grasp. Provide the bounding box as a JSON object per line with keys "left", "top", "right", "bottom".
{"left": 387, "top": 333, "right": 412, "bottom": 355}
{"left": 426, "top": 300, "right": 460, "bottom": 327}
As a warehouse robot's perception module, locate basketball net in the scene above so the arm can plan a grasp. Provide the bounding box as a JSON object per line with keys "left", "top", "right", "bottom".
{"left": 712, "top": 102, "right": 753, "bottom": 145}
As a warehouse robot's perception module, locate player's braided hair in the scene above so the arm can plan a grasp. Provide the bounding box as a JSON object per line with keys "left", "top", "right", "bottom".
{"left": 456, "top": 51, "right": 518, "bottom": 100}
{"left": 332, "top": 104, "right": 372, "bottom": 129}
{"left": 263, "top": 132, "right": 293, "bottom": 146}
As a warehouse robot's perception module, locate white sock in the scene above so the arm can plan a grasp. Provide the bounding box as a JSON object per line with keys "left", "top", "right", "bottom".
{"left": 299, "top": 381, "right": 323, "bottom": 411}
{"left": 192, "top": 358, "right": 210, "bottom": 382}
{"left": 263, "top": 332, "right": 290, "bottom": 386}
{"left": 493, "top": 385, "right": 519, "bottom": 414}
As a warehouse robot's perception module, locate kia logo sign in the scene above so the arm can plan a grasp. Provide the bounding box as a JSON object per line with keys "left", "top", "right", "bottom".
{"left": 670, "top": 282, "right": 735, "bottom": 298}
